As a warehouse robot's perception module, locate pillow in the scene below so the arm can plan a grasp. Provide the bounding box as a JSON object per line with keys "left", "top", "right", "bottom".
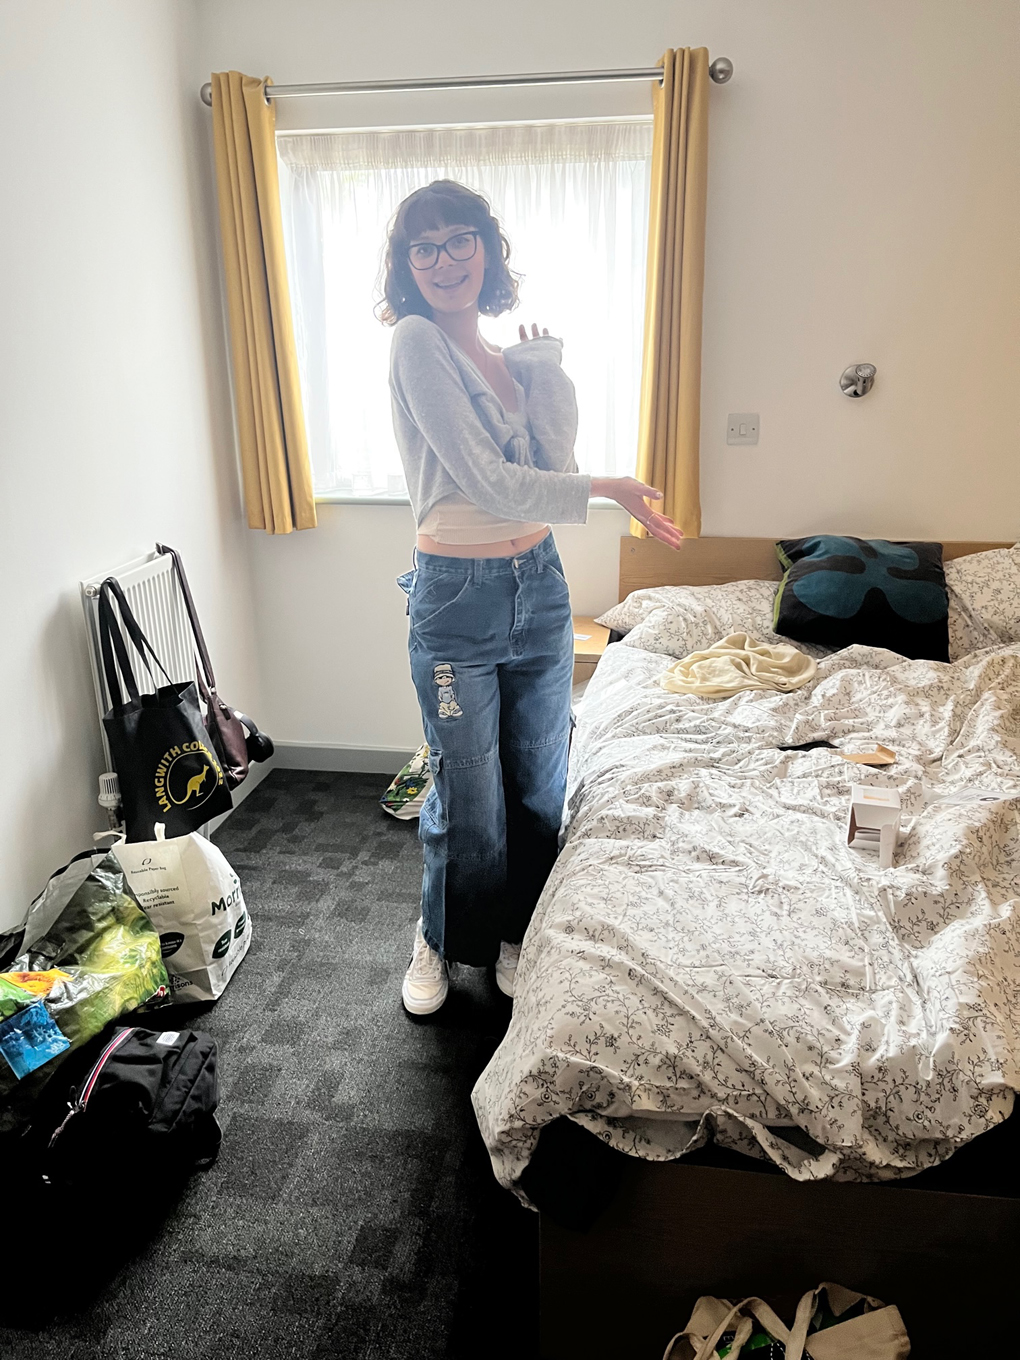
{"left": 596, "top": 585, "right": 703, "bottom": 635}
{"left": 774, "top": 536, "right": 949, "bottom": 662}
{"left": 597, "top": 580, "right": 773, "bottom": 645}
{"left": 944, "top": 544, "right": 1020, "bottom": 643}
{"left": 947, "top": 586, "right": 1002, "bottom": 659}
{"left": 597, "top": 580, "right": 830, "bottom": 660}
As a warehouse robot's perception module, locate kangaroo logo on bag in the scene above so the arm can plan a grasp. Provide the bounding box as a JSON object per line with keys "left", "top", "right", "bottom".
{"left": 154, "top": 742, "right": 225, "bottom": 815}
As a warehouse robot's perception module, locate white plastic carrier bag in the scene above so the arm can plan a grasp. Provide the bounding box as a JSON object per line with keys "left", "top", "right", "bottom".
{"left": 114, "top": 824, "right": 251, "bottom": 1002}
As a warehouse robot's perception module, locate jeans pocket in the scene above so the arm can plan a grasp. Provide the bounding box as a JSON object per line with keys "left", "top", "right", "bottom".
{"left": 396, "top": 569, "right": 415, "bottom": 596}
{"left": 543, "top": 554, "right": 570, "bottom": 592}
{"left": 410, "top": 573, "right": 472, "bottom": 631}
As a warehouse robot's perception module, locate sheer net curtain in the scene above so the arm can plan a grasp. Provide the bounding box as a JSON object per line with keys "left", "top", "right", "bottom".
{"left": 277, "top": 119, "right": 652, "bottom": 498}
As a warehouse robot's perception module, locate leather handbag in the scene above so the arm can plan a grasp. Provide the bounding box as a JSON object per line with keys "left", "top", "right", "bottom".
{"left": 156, "top": 544, "right": 273, "bottom": 789}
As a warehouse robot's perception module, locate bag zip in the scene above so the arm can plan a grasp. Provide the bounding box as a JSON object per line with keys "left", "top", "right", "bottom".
{"left": 48, "top": 1027, "right": 136, "bottom": 1148}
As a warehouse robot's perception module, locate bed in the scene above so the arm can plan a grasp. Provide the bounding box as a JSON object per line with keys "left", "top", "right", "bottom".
{"left": 471, "top": 535, "right": 1020, "bottom": 1360}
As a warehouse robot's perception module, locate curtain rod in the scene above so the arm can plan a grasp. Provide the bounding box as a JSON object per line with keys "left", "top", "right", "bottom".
{"left": 199, "top": 59, "right": 734, "bottom": 107}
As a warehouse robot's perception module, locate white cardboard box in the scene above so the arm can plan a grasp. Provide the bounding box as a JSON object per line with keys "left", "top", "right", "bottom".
{"left": 847, "top": 784, "right": 901, "bottom": 869}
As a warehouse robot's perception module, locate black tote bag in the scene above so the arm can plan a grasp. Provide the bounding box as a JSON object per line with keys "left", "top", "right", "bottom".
{"left": 97, "top": 579, "right": 232, "bottom": 841}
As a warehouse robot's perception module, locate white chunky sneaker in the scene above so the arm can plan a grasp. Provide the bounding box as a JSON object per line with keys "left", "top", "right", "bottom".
{"left": 402, "top": 919, "right": 448, "bottom": 1015}
{"left": 495, "top": 941, "right": 521, "bottom": 998}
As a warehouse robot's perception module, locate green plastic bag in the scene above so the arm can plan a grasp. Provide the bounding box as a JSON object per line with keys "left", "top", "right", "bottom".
{"left": 0, "top": 852, "right": 168, "bottom": 1109}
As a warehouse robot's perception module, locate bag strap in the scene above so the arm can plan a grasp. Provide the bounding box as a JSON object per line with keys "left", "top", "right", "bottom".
{"left": 99, "top": 578, "right": 173, "bottom": 693}
{"left": 663, "top": 1301, "right": 755, "bottom": 1360}
{"left": 698, "top": 1309, "right": 753, "bottom": 1360}
{"left": 156, "top": 543, "right": 216, "bottom": 692}
{"left": 742, "top": 1292, "right": 817, "bottom": 1360}
{"left": 665, "top": 1292, "right": 818, "bottom": 1360}
{"left": 98, "top": 583, "right": 142, "bottom": 707}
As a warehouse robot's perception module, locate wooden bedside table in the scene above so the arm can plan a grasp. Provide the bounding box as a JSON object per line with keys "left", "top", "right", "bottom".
{"left": 572, "top": 616, "right": 611, "bottom": 686}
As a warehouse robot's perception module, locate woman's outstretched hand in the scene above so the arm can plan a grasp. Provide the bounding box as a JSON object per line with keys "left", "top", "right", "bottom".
{"left": 519, "top": 323, "right": 550, "bottom": 341}
{"left": 590, "top": 477, "right": 685, "bottom": 551}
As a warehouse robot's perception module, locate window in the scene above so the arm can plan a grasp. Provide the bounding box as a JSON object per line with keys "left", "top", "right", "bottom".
{"left": 277, "top": 118, "right": 653, "bottom": 499}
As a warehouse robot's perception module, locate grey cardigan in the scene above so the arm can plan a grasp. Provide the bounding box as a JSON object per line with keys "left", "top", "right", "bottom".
{"left": 389, "top": 314, "right": 591, "bottom": 528}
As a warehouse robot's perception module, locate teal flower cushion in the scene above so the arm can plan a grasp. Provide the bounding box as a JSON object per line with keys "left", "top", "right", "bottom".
{"left": 774, "top": 536, "right": 949, "bottom": 661}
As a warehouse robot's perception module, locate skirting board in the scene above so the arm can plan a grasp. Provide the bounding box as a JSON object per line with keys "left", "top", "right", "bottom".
{"left": 272, "top": 742, "right": 416, "bottom": 775}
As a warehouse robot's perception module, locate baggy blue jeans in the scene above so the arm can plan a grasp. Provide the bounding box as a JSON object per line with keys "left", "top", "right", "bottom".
{"left": 397, "top": 532, "right": 574, "bottom": 966}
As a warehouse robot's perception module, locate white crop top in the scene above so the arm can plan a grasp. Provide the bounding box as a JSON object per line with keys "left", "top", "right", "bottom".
{"left": 417, "top": 494, "right": 548, "bottom": 544}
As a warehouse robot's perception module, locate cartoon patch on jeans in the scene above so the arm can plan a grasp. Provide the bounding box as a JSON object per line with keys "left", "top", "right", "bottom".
{"left": 433, "top": 663, "right": 463, "bottom": 719}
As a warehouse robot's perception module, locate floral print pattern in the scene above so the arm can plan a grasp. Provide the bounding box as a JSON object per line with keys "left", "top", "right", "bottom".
{"left": 944, "top": 544, "right": 1020, "bottom": 643}
{"left": 472, "top": 638, "right": 1020, "bottom": 1200}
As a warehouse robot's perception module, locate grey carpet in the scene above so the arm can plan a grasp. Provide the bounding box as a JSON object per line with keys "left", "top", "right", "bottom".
{"left": 1, "top": 769, "right": 538, "bottom": 1359}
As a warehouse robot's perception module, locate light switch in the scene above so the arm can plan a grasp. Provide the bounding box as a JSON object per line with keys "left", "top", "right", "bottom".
{"left": 727, "top": 413, "right": 759, "bottom": 446}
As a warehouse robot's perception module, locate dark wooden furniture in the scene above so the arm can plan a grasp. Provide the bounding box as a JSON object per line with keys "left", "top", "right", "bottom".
{"left": 541, "top": 1156, "right": 1020, "bottom": 1359}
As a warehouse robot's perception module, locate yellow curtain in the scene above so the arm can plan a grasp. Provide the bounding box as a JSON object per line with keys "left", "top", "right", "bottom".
{"left": 632, "top": 48, "right": 709, "bottom": 540}
{"left": 211, "top": 71, "right": 316, "bottom": 534}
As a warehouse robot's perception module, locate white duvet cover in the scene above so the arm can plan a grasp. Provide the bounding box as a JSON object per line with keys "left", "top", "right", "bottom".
{"left": 472, "top": 640, "right": 1020, "bottom": 1194}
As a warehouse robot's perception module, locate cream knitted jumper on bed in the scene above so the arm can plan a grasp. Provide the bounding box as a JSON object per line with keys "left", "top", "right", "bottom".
{"left": 388, "top": 314, "right": 591, "bottom": 530}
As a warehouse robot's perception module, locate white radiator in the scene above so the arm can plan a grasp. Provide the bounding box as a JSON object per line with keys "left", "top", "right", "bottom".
{"left": 80, "top": 550, "right": 196, "bottom": 768}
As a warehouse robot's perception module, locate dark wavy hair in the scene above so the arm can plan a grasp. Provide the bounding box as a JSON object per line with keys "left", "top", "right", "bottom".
{"left": 376, "top": 180, "right": 521, "bottom": 326}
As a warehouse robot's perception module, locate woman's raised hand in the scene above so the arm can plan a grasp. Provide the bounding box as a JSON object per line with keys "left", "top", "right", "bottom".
{"left": 589, "top": 477, "right": 685, "bottom": 551}
{"left": 519, "top": 323, "right": 550, "bottom": 341}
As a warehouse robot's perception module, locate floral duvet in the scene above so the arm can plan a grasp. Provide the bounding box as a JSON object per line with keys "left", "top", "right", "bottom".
{"left": 472, "top": 639, "right": 1020, "bottom": 1195}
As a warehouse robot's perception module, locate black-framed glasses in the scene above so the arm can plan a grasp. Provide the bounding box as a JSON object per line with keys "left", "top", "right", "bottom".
{"left": 406, "top": 230, "right": 480, "bottom": 271}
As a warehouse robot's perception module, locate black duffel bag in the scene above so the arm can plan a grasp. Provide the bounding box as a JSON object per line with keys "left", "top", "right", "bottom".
{"left": 32, "top": 1024, "right": 221, "bottom": 1189}
{"left": 98, "top": 577, "right": 232, "bottom": 840}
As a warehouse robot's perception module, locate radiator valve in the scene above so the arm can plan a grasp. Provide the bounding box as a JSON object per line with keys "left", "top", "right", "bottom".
{"left": 98, "top": 771, "right": 122, "bottom": 830}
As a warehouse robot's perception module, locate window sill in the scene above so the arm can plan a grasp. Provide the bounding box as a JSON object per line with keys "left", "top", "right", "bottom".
{"left": 315, "top": 494, "right": 413, "bottom": 506}
{"left": 313, "top": 494, "right": 626, "bottom": 509}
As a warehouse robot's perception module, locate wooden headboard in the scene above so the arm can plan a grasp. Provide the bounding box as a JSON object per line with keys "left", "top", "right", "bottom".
{"left": 619, "top": 536, "right": 1014, "bottom": 599}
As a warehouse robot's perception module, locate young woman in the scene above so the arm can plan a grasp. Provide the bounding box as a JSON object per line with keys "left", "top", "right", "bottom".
{"left": 380, "top": 180, "right": 682, "bottom": 1014}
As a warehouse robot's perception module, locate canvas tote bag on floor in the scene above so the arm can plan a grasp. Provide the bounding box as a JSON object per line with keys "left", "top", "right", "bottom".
{"left": 664, "top": 1282, "right": 910, "bottom": 1359}
{"left": 98, "top": 579, "right": 232, "bottom": 840}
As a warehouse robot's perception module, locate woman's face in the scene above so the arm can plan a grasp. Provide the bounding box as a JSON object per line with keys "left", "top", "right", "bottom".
{"left": 406, "top": 221, "right": 486, "bottom": 316}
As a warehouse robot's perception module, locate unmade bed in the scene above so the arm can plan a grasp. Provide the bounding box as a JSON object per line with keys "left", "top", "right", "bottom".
{"left": 470, "top": 535, "right": 1020, "bottom": 1359}
{"left": 475, "top": 633, "right": 1020, "bottom": 1187}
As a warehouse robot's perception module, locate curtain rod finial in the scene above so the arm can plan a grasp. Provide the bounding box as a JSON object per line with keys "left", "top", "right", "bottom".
{"left": 200, "top": 81, "right": 213, "bottom": 107}
{"left": 709, "top": 56, "right": 733, "bottom": 84}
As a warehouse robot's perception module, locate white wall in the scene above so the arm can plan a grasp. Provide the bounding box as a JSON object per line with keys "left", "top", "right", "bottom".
{"left": 0, "top": 0, "right": 261, "bottom": 930}
{"left": 195, "top": 0, "right": 1019, "bottom": 757}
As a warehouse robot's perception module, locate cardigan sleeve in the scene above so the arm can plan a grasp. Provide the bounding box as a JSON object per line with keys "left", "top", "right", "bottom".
{"left": 501, "top": 336, "right": 579, "bottom": 474}
{"left": 390, "top": 317, "right": 590, "bottom": 524}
